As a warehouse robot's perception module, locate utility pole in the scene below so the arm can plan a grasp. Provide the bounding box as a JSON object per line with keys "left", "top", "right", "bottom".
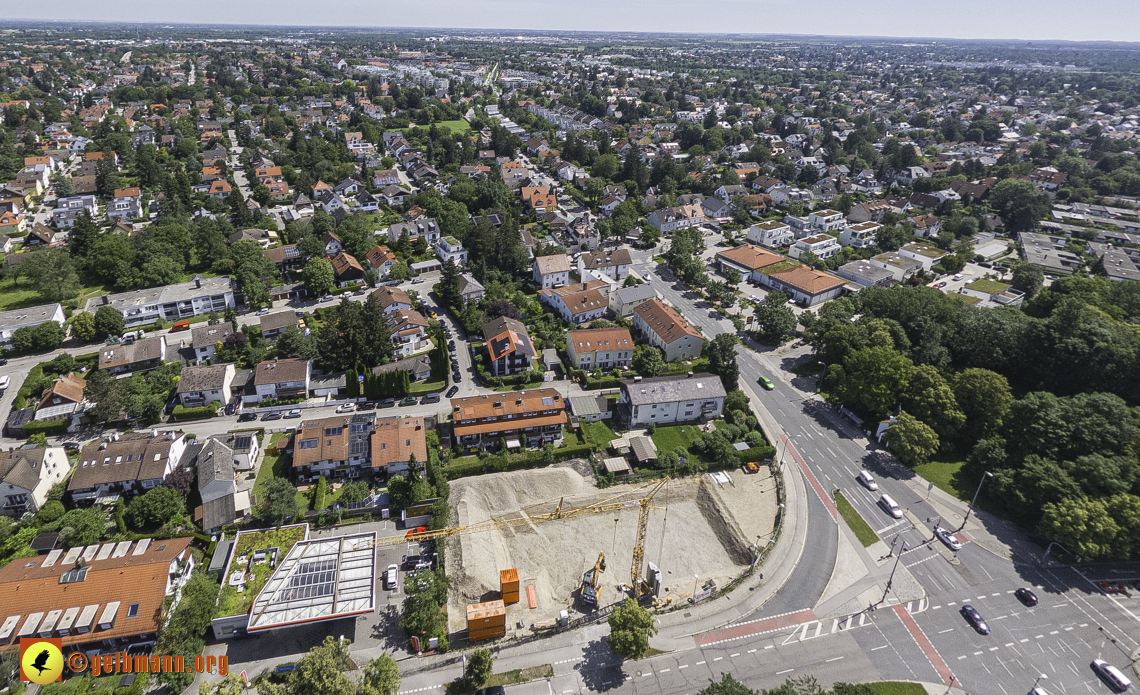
{"left": 880, "top": 540, "right": 908, "bottom": 605}
{"left": 959, "top": 471, "right": 992, "bottom": 530}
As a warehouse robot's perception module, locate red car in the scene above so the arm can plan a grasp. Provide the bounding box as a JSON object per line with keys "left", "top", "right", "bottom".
{"left": 405, "top": 526, "right": 428, "bottom": 540}
{"left": 1099, "top": 581, "right": 1129, "bottom": 595}
{"left": 935, "top": 281, "right": 947, "bottom": 288}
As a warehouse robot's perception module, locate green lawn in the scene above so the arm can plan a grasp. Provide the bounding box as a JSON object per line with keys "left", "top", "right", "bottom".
{"left": 965, "top": 278, "right": 1010, "bottom": 294}
{"left": 253, "top": 432, "right": 292, "bottom": 501}
{"left": 650, "top": 424, "right": 706, "bottom": 460}
{"left": 408, "top": 350, "right": 447, "bottom": 395}
{"left": 867, "top": 683, "right": 927, "bottom": 695}
{"left": 914, "top": 456, "right": 967, "bottom": 498}
{"left": 0, "top": 277, "right": 46, "bottom": 312}
{"left": 484, "top": 665, "right": 555, "bottom": 688}
{"left": 401, "top": 119, "right": 471, "bottom": 135}
{"left": 584, "top": 421, "right": 619, "bottom": 448}
{"left": 215, "top": 525, "right": 307, "bottom": 617}
{"left": 834, "top": 490, "right": 880, "bottom": 547}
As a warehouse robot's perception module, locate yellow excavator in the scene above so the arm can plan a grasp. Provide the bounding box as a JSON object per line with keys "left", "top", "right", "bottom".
{"left": 579, "top": 552, "right": 606, "bottom": 607}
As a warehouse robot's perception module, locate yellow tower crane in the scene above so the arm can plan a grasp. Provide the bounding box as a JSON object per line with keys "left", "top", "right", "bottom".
{"left": 629, "top": 477, "right": 669, "bottom": 600}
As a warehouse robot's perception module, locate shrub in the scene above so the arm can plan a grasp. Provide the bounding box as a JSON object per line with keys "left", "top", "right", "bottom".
{"left": 171, "top": 403, "right": 220, "bottom": 420}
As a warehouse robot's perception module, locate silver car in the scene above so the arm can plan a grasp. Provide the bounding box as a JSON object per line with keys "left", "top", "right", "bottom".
{"left": 933, "top": 526, "right": 962, "bottom": 551}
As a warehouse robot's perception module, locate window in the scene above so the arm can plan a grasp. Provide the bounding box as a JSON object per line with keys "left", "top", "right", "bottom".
{"left": 155, "top": 545, "right": 166, "bottom": 551}
{"left": 324, "top": 427, "right": 343, "bottom": 437}
{"left": 298, "top": 438, "right": 319, "bottom": 450}
{"left": 59, "top": 567, "right": 88, "bottom": 584}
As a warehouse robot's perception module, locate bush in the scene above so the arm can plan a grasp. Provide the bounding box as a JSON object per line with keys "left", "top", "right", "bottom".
{"left": 446, "top": 441, "right": 594, "bottom": 479}
{"left": 22, "top": 418, "right": 69, "bottom": 436}
{"left": 171, "top": 403, "right": 219, "bottom": 420}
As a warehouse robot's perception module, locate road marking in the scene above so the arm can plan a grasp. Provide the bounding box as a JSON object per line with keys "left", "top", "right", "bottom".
{"left": 776, "top": 669, "right": 794, "bottom": 675}
{"left": 932, "top": 605, "right": 941, "bottom": 610}
{"left": 977, "top": 596, "right": 987, "bottom": 600}
{"left": 730, "top": 653, "right": 740, "bottom": 658}
{"left": 659, "top": 669, "right": 670, "bottom": 673}
{"left": 764, "top": 645, "right": 774, "bottom": 650}
{"left": 713, "top": 657, "right": 723, "bottom": 662}
{"left": 747, "top": 649, "right": 757, "bottom": 654}
{"left": 992, "top": 593, "right": 1002, "bottom": 597}
{"left": 1020, "top": 639, "right": 1029, "bottom": 643}
{"left": 1005, "top": 643, "right": 1014, "bottom": 647}
{"left": 948, "top": 602, "right": 957, "bottom": 606}
{"left": 826, "top": 656, "right": 844, "bottom": 663}
{"left": 1064, "top": 627, "right": 1074, "bottom": 631}
{"left": 989, "top": 647, "right": 999, "bottom": 652}
{"left": 1050, "top": 631, "right": 1059, "bottom": 635}
{"left": 871, "top": 645, "right": 888, "bottom": 651}
{"left": 696, "top": 661, "right": 706, "bottom": 665}
{"left": 958, "top": 656, "right": 967, "bottom": 661}
{"left": 1052, "top": 603, "right": 1068, "bottom": 608}
{"left": 1035, "top": 635, "right": 1044, "bottom": 639}
{"left": 938, "top": 628, "right": 954, "bottom": 634}
{"left": 679, "top": 665, "right": 688, "bottom": 670}
{"left": 893, "top": 604, "right": 956, "bottom": 688}
{"left": 973, "top": 651, "right": 983, "bottom": 656}
{"left": 1080, "top": 623, "right": 1089, "bottom": 627}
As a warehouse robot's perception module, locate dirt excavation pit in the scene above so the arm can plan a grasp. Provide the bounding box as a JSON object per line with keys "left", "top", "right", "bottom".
{"left": 445, "top": 466, "right": 778, "bottom": 635}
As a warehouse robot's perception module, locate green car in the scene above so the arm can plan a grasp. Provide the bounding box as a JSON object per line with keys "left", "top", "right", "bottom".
{"left": 758, "top": 376, "right": 775, "bottom": 391}
{"left": 399, "top": 396, "right": 418, "bottom": 406}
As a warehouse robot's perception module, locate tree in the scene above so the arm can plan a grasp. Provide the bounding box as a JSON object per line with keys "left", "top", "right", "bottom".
{"left": 303, "top": 257, "right": 336, "bottom": 295}
{"left": 753, "top": 292, "right": 797, "bottom": 345}
{"left": 69, "top": 211, "right": 100, "bottom": 259}
{"left": 438, "top": 258, "right": 462, "bottom": 308}
{"left": 703, "top": 333, "right": 740, "bottom": 391}
{"left": 900, "top": 365, "right": 965, "bottom": 441}
{"left": 276, "top": 323, "right": 318, "bottom": 360}
{"left": 463, "top": 648, "right": 494, "bottom": 689}
{"left": 989, "top": 178, "right": 1049, "bottom": 232}
{"left": 126, "top": 485, "right": 185, "bottom": 528}
{"left": 70, "top": 311, "right": 96, "bottom": 343}
{"left": 951, "top": 368, "right": 1012, "bottom": 442}
{"left": 607, "top": 598, "right": 658, "bottom": 660}
{"left": 401, "top": 568, "right": 449, "bottom": 638}
{"left": 633, "top": 346, "right": 665, "bottom": 377}
{"left": 17, "top": 248, "right": 80, "bottom": 302}
{"left": 831, "top": 346, "right": 912, "bottom": 420}
{"left": 56, "top": 508, "right": 105, "bottom": 547}
{"left": 94, "top": 305, "right": 125, "bottom": 340}
{"left": 1011, "top": 263, "right": 1044, "bottom": 297}
{"left": 291, "top": 636, "right": 354, "bottom": 695}
{"left": 1039, "top": 496, "right": 1119, "bottom": 560}
{"left": 155, "top": 572, "right": 220, "bottom": 692}
{"left": 696, "top": 674, "right": 758, "bottom": 695}
{"left": 200, "top": 674, "right": 247, "bottom": 695}
{"left": 884, "top": 411, "right": 940, "bottom": 469}
{"left": 359, "top": 654, "right": 401, "bottom": 695}
{"left": 257, "top": 477, "right": 300, "bottom": 526}
{"left": 162, "top": 466, "right": 195, "bottom": 497}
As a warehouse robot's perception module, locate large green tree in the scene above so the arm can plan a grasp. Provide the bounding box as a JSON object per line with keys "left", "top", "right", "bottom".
{"left": 951, "top": 368, "right": 1012, "bottom": 442}
{"left": 1039, "top": 496, "right": 1119, "bottom": 561}
{"left": 303, "top": 257, "right": 336, "bottom": 295}
{"left": 753, "top": 292, "right": 797, "bottom": 345}
{"left": 884, "top": 411, "right": 940, "bottom": 468}
{"left": 17, "top": 248, "right": 80, "bottom": 302}
{"left": 126, "top": 485, "right": 185, "bottom": 529}
{"left": 462, "top": 648, "right": 493, "bottom": 690}
{"left": 703, "top": 333, "right": 739, "bottom": 391}
{"left": 900, "top": 365, "right": 965, "bottom": 441}
{"left": 291, "top": 636, "right": 354, "bottom": 695}
{"left": 257, "top": 478, "right": 300, "bottom": 526}
{"left": 989, "top": 178, "right": 1050, "bottom": 232}
{"left": 359, "top": 655, "right": 401, "bottom": 695}
{"left": 829, "top": 346, "right": 912, "bottom": 421}
{"left": 93, "top": 305, "right": 125, "bottom": 339}
{"left": 607, "top": 598, "right": 658, "bottom": 660}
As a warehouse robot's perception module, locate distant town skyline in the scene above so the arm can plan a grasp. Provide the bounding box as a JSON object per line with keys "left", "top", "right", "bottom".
{"left": 5, "top": 0, "right": 1138, "bottom": 44}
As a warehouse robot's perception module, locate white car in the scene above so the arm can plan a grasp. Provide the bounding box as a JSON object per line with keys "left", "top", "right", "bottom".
{"left": 256, "top": 308, "right": 270, "bottom": 316}
{"left": 335, "top": 403, "right": 355, "bottom": 414}
{"left": 283, "top": 409, "right": 303, "bottom": 419}
{"left": 933, "top": 526, "right": 962, "bottom": 551}
{"left": 0, "top": 375, "right": 8, "bottom": 391}
{"left": 1092, "top": 659, "right": 1133, "bottom": 691}
{"left": 320, "top": 295, "right": 335, "bottom": 302}
{"left": 857, "top": 470, "right": 878, "bottom": 491}
{"left": 385, "top": 564, "right": 399, "bottom": 590}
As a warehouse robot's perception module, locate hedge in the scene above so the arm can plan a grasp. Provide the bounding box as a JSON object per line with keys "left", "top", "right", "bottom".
{"left": 718, "top": 445, "right": 776, "bottom": 468}
{"left": 22, "top": 418, "right": 70, "bottom": 435}
{"left": 172, "top": 403, "right": 219, "bottom": 420}
{"left": 445, "top": 443, "right": 594, "bottom": 480}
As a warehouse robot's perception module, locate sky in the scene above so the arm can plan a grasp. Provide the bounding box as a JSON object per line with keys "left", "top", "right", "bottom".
{"left": 8, "top": 0, "right": 1140, "bottom": 43}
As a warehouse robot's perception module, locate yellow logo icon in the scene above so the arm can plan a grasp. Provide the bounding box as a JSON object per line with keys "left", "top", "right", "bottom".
{"left": 20, "top": 638, "right": 64, "bottom": 684}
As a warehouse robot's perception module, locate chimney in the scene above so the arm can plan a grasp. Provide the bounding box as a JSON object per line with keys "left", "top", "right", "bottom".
{"left": 687, "top": 371, "right": 694, "bottom": 378}
{"left": 102, "top": 295, "right": 110, "bottom": 305}
{"left": 194, "top": 274, "right": 202, "bottom": 289}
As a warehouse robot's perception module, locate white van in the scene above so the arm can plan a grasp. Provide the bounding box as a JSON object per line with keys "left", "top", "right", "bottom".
{"left": 857, "top": 470, "right": 878, "bottom": 491}
{"left": 1092, "top": 659, "right": 1132, "bottom": 692}
{"left": 879, "top": 494, "right": 903, "bottom": 519}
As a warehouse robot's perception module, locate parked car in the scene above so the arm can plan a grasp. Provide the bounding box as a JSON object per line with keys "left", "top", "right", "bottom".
{"left": 295, "top": 311, "right": 306, "bottom": 317}
{"left": 354, "top": 288, "right": 367, "bottom": 296}
{"left": 379, "top": 398, "right": 396, "bottom": 409}
{"left": 960, "top": 605, "right": 990, "bottom": 634}
{"left": 421, "top": 394, "right": 441, "bottom": 404}
{"left": 238, "top": 413, "right": 258, "bottom": 422}
{"left": 743, "top": 461, "right": 760, "bottom": 474}
{"left": 1100, "top": 581, "right": 1129, "bottom": 595}
{"left": 0, "top": 358, "right": 8, "bottom": 366}
{"left": 262, "top": 412, "right": 282, "bottom": 421}
{"left": 447, "top": 340, "right": 456, "bottom": 350}
{"left": 933, "top": 526, "right": 962, "bottom": 551}
{"left": 385, "top": 564, "right": 399, "bottom": 590}
{"left": 1092, "top": 659, "right": 1133, "bottom": 692}
{"left": 935, "top": 281, "right": 947, "bottom": 288}
{"left": 358, "top": 401, "right": 376, "bottom": 411}
{"left": 952, "top": 274, "right": 964, "bottom": 281}
{"left": 0, "top": 375, "right": 9, "bottom": 390}
{"left": 758, "top": 376, "right": 774, "bottom": 390}
{"left": 1015, "top": 588, "right": 1038, "bottom": 606}
{"left": 399, "top": 396, "right": 418, "bottom": 407}
{"left": 335, "top": 403, "right": 355, "bottom": 414}
{"left": 256, "top": 308, "right": 270, "bottom": 316}
{"left": 857, "top": 470, "right": 878, "bottom": 491}
{"left": 224, "top": 403, "right": 237, "bottom": 416}
{"left": 320, "top": 294, "right": 335, "bottom": 302}
{"left": 62, "top": 441, "right": 81, "bottom": 451}
{"left": 284, "top": 409, "right": 303, "bottom": 418}
{"left": 446, "top": 386, "right": 459, "bottom": 398}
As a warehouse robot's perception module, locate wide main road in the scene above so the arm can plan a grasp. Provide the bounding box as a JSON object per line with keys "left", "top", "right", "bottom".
{"left": 627, "top": 247, "right": 1140, "bottom": 695}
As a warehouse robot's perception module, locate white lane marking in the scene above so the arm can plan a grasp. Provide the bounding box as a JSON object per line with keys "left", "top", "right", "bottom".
{"left": 679, "top": 665, "right": 688, "bottom": 670}
{"left": 938, "top": 628, "right": 954, "bottom": 634}
{"left": 730, "top": 653, "right": 740, "bottom": 658}
{"left": 776, "top": 669, "right": 795, "bottom": 675}
{"left": 764, "top": 645, "right": 774, "bottom": 650}
{"left": 826, "top": 656, "right": 844, "bottom": 663}
{"left": 696, "top": 661, "right": 706, "bottom": 665}
{"left": 747, "top": 649, "right": 757, "bottom": 654}
{"left": 871, "top": 645, "right": 888, "bottom": 651}
{"left": 659, "top": 669, "right": 670, "bottom": 673}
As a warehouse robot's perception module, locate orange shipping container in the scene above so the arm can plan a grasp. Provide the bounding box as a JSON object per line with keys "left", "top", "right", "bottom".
{"left": 469, "top": 626, "right": 506, "bottom": 642}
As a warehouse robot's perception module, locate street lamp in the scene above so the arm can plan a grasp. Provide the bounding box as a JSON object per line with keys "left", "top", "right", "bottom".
{"left": 1032, "top": 674, "right": 1048, "bottom": 691}
{"left": 693, "top": 574, "right": 700, "bottom": 600}
{"left": 961, "top": 471, "right": 992, "bottom": 528}
{"left": 612, "top": 518, "right": 620, "bottom": 555}
{"left": 881, "top": 541, "right": 908, "bottom": 604}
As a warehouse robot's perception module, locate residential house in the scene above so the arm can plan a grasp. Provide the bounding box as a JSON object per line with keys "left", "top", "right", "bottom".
{"left": 70, "top": 430, "right": 188, "bottom": 503}
{"left": 107, "top": 188, "right": 143, "bottom": 220}
{"left": 760, "top": 265, "right": 846, "bottom": 307}
{"left": 435, "top": 236, "right": 467, "bottom": 265}
{"left": 567, "top": 328, "right": 634, "bottom": 371}
{"left": 716, "top": 244, "right": 788, "bottom": 282}
{"left": 450, "top": 388, "right": 567, "bottom": 451}
{"left": 747, "top": 220, "right": 794, "bottom": 248}
{"left": 196, "top": 435, "right": 255, "bottom": 533}
{"left": 387, "top": 218, "right": 441, "bottom": 246}
{"left": 458, "top": 273, "right": 486, "bottom": 303}
{"left": 371, "top": 416, "right": 428, "bottom": 477}
{"left": 249, "top": 358, "right": 311, "bottom": 403}
{"left": 869, "top": 252, "right": 924, "bottom": 282}
{"left": 540, "top": 281, "right": 610, "bottom": 324}
{"left": 836, "top": 260, "right": 895, "bottom": 289}
{"left": 898, "top": 242, "right": 949, "bottom": 271}
{"left": 608, "top": 283, "right": 658, "bottom": 317}
{"left": 808, "top": 209, "right": 845, "bottom": 233}
{"left": 701, "top": 196, "right": 731, "bottom": 222}
{"left": 265, "top": 244, "right": 305, "bottom": 274}
{"left": 714, "top": 184, "right": 748, "bottom": 202}
{"left": 0, "top": 210, "right": 25, "bottom": 234}
{"left": 97, "top": 336, "right": 167, "bottom": 376}
{"left": 330, "top": 252, "right": 366, "bottom": 286}
{"left": 1019, "top": 232, "right": 1081, "bottom": 276}
{"left": 372, "top": 169, "right": 400, "bottom": 187}
{"left": 789, "top": 234, "right": 841, "bottom": 260}
{"left": 52, "top": 195, "right": 98, "bottom": 228}
{"left": 176, "top": 363, "right": 235, "bottom": 409}
{"left": 578, "top": 249, "right": 631, "bottom": 281}
{"left": 372, "top": 354, "right": 433, "bottom": 384}
{"left": 0, "top": 303, "right": 65, "bottom": 349}
{"left": 632, "top": 299, "right": 704, "bottom": 362}
{"left": 0, "top": 446, "right": 70, "bottom": 516}
{"left": 373, "top": 286, "right": 413, "bottom": 315}
{"left": 909, "top": 214, "right": 943, "bottom": 239}
{"left": 483, "top": 316, "right": 538, "bottom": 376}
{"left": 839, "top": 221, "right": 881, "bottom": 249}
{"left": 647, "top": 204, "right": 704, "bottom": 232}
{"left": 365, "top": 245, "right": 398, "bottom": 277}
{"left": 34, "top": 374, "right": 86, "bottom": 422}
{"left": 321, "top": 231, "right": 344, "bottom": 257}
{"left": 228, "top": 228, "right": 275, "bottom": 248}
{"left": 291, "top": 414, "right": 374, "bottom": 483}
{"left": 533, "top": 254, "right": 571, "bottom": 289}
{"left": 960, "top": 279, "right": 1026, "bottom": 307}
{"left": 260, "top": 311, "right": 301, "bottom": 339}
{"left": 190, "top": 323, "right": 234, "bottom": 364}
{"left": 618, "top": 373, "right": 726, "bottom": 427}
{"left": 387, "top": 309, "right": 432, "bottom": 358}
{"left": 83, "top": 276, "right": 234, "bottom": 328}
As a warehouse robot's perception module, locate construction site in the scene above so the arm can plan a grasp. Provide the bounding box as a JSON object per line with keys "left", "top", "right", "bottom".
{"left": 444, "top": 465, "right": 780, "bottom": 638}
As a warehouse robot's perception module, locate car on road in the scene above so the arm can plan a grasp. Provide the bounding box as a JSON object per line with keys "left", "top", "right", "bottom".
{"left": 283, "top": 409, "right": 302, "bottom": 418}
{"left": 335, "top": 403, "right": 355, "bottom": 414}
{"left": 0, "top": 375, "right": 9, "bottom": 390}
{"left": 447, "top": 340, "right": 456, "bottom": 349}
{"left": 379, "top": 398, "right": 396, "bottom": 408}
{"left": 758, "top": 376, "right": 774, "bottom": 390}
{"left": 385, "top": 564, "right": 399, "bottom": 591}
{"left": 262, "top": 412, "right": 282, "bottom": 421}
{"left": 878, "top": 494, "right": 903, "bottom": 519}
{"left": 354, "top": 288, "right": 367, "bottom": 295}
{"left": 1015, "top": 588, "right": 1038, "bottom": 606}
{"left": 935, "top": 281, "right": 947, "bottom": 288}
{"left": 0, "top": 358, "right": 7, "bottom": 366}
{"left": 471, "top": 688, "right": 506, "bottom": 695}
{"left": 1099, "top": 581, "right": 1129, "bottom": 595}
{"left": 960, "top": 604, "right": 990, "bottom": 634}
{"left": 857, "top": 470, "right": 878, "bottom": 491}
{"left": 411, "top": 278, "right": 424, "bottom": 284}
{"left": 933, "top": 526, "right": 962, "bottom": 551}
{"left": 238, "top": 413, "right": 258, "bottom": 422}
{"left": 421, "top": 394, "right": 441, "bottom": 405}
{"left": 453, "top": 373, "right": 463, "bottom": 383}
{"left": 446, "top": 386, "right": 459, "bottom": 398}
{"left": 358, "top": 401, "right": 376, "bottom": 411}
{"left": 320, "top": 295, "right": 335, "bottom": 302}
{"left": 295, "top": 311, "right": 306, "bottom": 317}
{"left": 1091, "top": 659, "right": 1133, "bottom": 691}
{"left": 399, "top": 396, "right": 418, "bottom": 407}
{"left": 62, "top": 441, "right": 81, "bottom": 451}
{"left": 952, "top": 274, "right": 964, "bottom": 281}
{"left": 256, "top": 308, "right": 270, "bottom": 316}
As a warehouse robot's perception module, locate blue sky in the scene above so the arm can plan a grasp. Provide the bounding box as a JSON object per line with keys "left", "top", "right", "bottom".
{"left": 10, "top": 0, "right": 1139, "bottom": 43}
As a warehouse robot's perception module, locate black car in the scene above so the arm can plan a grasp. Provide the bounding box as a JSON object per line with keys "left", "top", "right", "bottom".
{"left": 0, "top": 358, "right": 7, "bottom": 366}
{"left": 960, "top": 605, "right": 990, "bottom": 634}
{"left": 399, "top": 396, "right": 418, "bottom": 406}
{"left": 379, "top": 398, "right": 396, "bottom": 408}
{"left": 261, "top": 412, "right": 282, "bottom": 421}
{"left": 421, "top": 394, "right": 441, "bottom": 404}
{"left": 62, "top": 441, "right": 81, "bottom": 451}
{"left": 474, "top": 688, "right": 505, "bottom": 695}
{"left": 238, "top": 413, "right": 258, "bottom": 422}
{"left": 447, "top": 340, "right": 456, "bottom": 349}
{"left": 1015, "top": 588, "right": 1038, "bottom": 606}
{"left": 446, "top": 386, "right": 459, "bottom": 398}
{"left": 224, "top": 403, "right": 237, "bottom": 416}
{"left": 358, "top": 401, "right": 376, "bottom": 411}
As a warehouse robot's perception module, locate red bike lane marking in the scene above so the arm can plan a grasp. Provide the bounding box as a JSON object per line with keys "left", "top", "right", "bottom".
{"left": 893, "top": 604, "right": 956, "bottom": 687}
{"left": 782, "top": 434, "right": 838, "bottom": 522}
{"left": 693, "top": 608, "right": 817, "bottom": 647}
